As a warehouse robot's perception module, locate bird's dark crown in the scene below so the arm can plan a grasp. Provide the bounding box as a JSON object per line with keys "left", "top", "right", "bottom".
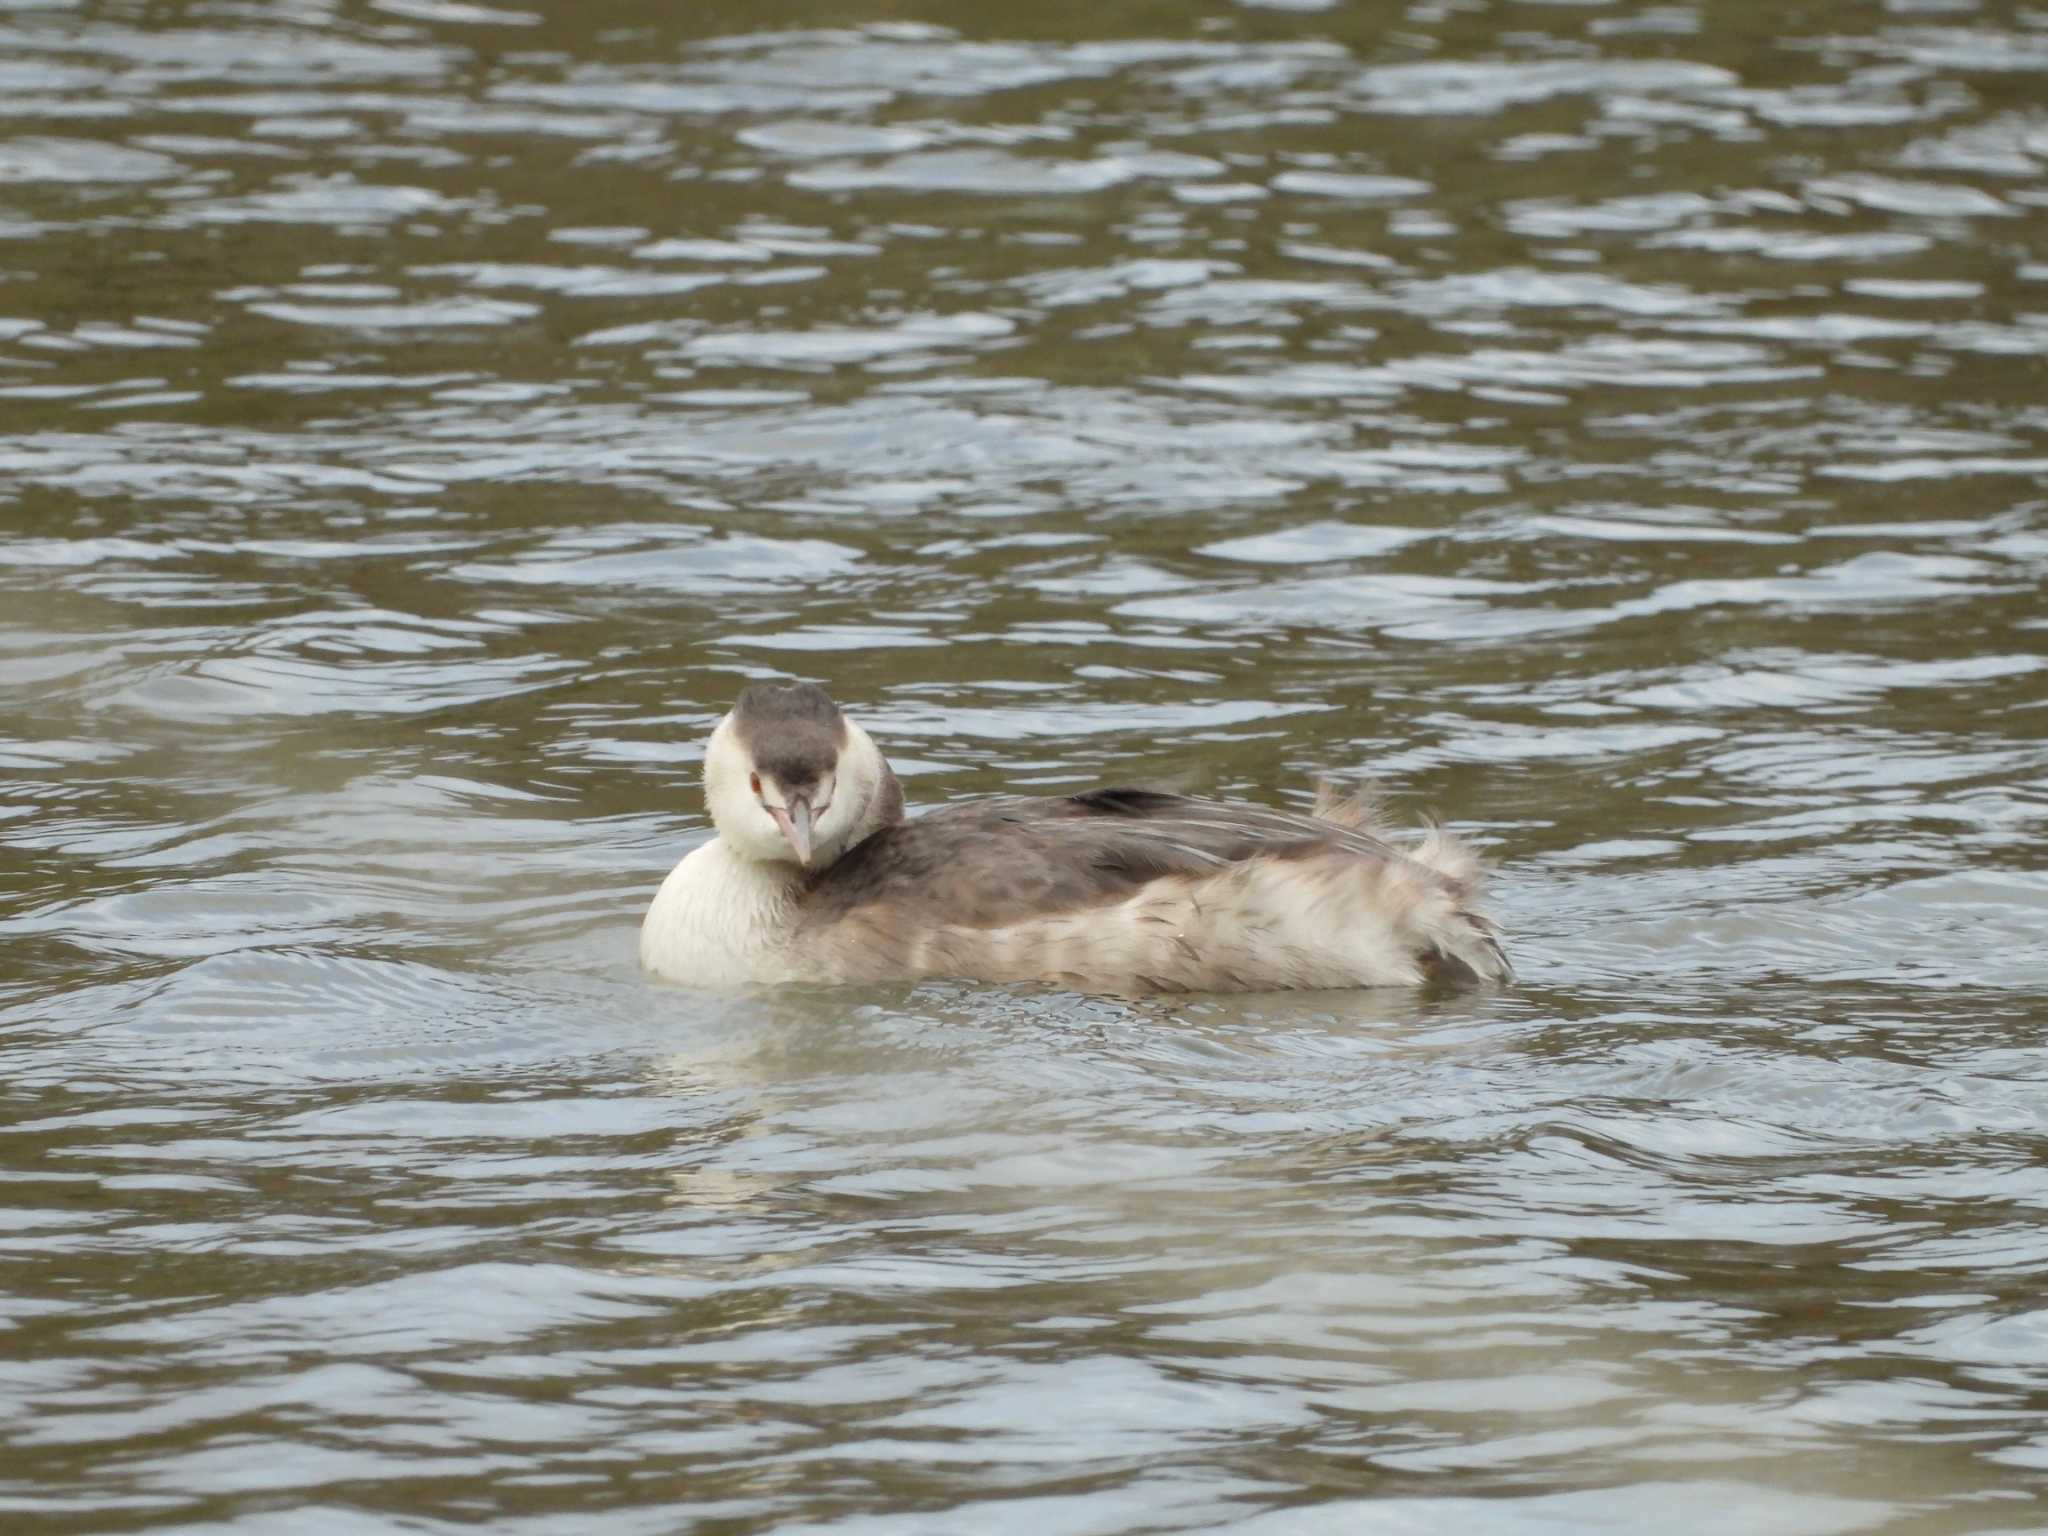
{"left": 731, "top": 683, "right": 846, "bottom": 791}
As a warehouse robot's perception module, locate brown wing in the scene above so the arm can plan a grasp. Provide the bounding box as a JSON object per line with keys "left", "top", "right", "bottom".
{"left": 796, "top": 786, "right": 1412, "bottom": 933}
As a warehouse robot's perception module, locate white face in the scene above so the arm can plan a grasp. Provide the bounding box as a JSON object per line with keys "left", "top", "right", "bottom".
{"left": 702, "top": 714, "right": 855, "bottom": 868}
{"left": 703, "top": 711, "right": 889, "bottom": 870}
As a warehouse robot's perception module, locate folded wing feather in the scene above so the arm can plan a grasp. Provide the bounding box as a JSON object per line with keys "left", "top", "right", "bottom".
{"left": 788, "top": 785, "right": 1505, "bottom": 992}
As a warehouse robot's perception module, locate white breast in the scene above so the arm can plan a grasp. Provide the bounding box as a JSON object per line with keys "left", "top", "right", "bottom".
{"left": 639, "top": 839, "right": 803, "bottom": 988}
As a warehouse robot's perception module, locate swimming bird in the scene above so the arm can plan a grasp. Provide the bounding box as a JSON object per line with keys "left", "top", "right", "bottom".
{"left": 640, "top": 683, "right": 1509, "bottom": 994}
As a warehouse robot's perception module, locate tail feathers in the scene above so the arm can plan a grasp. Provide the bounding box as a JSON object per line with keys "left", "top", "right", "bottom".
{"left": 1420, "top": 909, "right": 1512, "bottom": 987}
{"left": 1414, "top": 823, "right": 1511, "bottom": 985}
{"left": 1319, "top": 786, "right": 1510, "bottom": 986}
{"left": 1312, "top": 779, "right": 1393, "bottom": 835}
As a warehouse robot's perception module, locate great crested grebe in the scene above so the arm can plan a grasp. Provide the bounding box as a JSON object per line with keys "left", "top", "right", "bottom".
{"left": 641, "top": 684, "right": 1508, "bottom": 994}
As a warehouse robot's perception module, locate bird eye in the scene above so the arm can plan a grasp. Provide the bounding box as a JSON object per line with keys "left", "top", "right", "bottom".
{"left": 749, "top": 772, "right": 762, "bottom": 796}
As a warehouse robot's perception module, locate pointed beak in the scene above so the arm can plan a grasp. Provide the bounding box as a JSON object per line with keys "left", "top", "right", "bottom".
{"left": 769, "top": 798, "right": 814, "bottom": 866}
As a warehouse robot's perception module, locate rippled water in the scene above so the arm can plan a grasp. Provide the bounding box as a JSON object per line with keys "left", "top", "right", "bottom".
{"left": 4, "top": 0, "right": 2047, "bottom": 1530}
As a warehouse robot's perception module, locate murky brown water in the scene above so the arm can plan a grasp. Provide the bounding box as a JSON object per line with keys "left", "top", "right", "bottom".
{"left": 3, "top": 0, "right": 2046, "bottom": 1530}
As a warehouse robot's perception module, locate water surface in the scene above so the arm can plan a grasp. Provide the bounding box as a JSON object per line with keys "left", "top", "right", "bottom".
{"left": 3, "top": 0, "right": 2046, "bottom": 1531}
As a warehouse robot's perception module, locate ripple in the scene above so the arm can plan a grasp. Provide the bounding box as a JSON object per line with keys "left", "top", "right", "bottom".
{"left": 1349, "top": 59, "right": 1737, "bottom": 115}
{"left": 1227, "top": 1483, "right": 1889, "bottom": 1536}
{"left": 1618, "top": 652, "right": 2045, "bottom": 711}
{"left": 1198, "top": 521, "right": 1432, "bottom": 564}
{"left": 1808, "top": 173, "right": 2017, "bottom": 218}
{"left": 1118, "top": 573, "right": 1553, "bottom": 640}
{"left": 137, "top": 650, "right": 573, "bottom": 719}
{"left": 737, "top": 120, "right": 935, "bottom": 158}
{"left": 245, "top": 297, "right": 538, "bottom": 328}
{"left": 450, "top": 527, "right": 863, "bottom": 594}
{"left": 1269, "top": 169, "right": 1430, "bottom": 200}
{"left": 680, "top": 311, "right": 1014, "bottom": 366}
{"left": 414, "top": 261, "right": 731, "bottom": 298}
{"left": 169, "top": 176, "right": 470, "bottom": 226}
{"left": 789, "top": 148, "right": 1157, "bottom": 195}
{"left": 0, "top": 136, "right": 181, "bottom": 183}
{"left": 4, "top": 2, "right": 2047, "bottom": 1529}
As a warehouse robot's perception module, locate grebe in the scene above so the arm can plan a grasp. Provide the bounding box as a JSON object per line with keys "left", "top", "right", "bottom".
{"left": 640, "top": 684, "right": 1508, "bottom": 994}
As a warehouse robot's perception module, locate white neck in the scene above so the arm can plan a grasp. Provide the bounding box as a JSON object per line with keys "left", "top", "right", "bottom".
{"left": 643, "top": 704, "right": 906, "bottom": 987}
{"left": 639, "top": 838, "right": 804, "bottom": 987}
{"left": 819, "top": 719, "right": 899, "bottom": 866}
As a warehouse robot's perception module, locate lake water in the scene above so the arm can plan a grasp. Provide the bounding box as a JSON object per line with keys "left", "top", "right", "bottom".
{"left": 3, "top": 1, "right": 2046, "bottom": 1531}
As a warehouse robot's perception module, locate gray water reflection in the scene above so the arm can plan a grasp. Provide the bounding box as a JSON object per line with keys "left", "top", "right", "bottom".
{"left": 3, "top": 0, "right": 2047, "bottom": 1530}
